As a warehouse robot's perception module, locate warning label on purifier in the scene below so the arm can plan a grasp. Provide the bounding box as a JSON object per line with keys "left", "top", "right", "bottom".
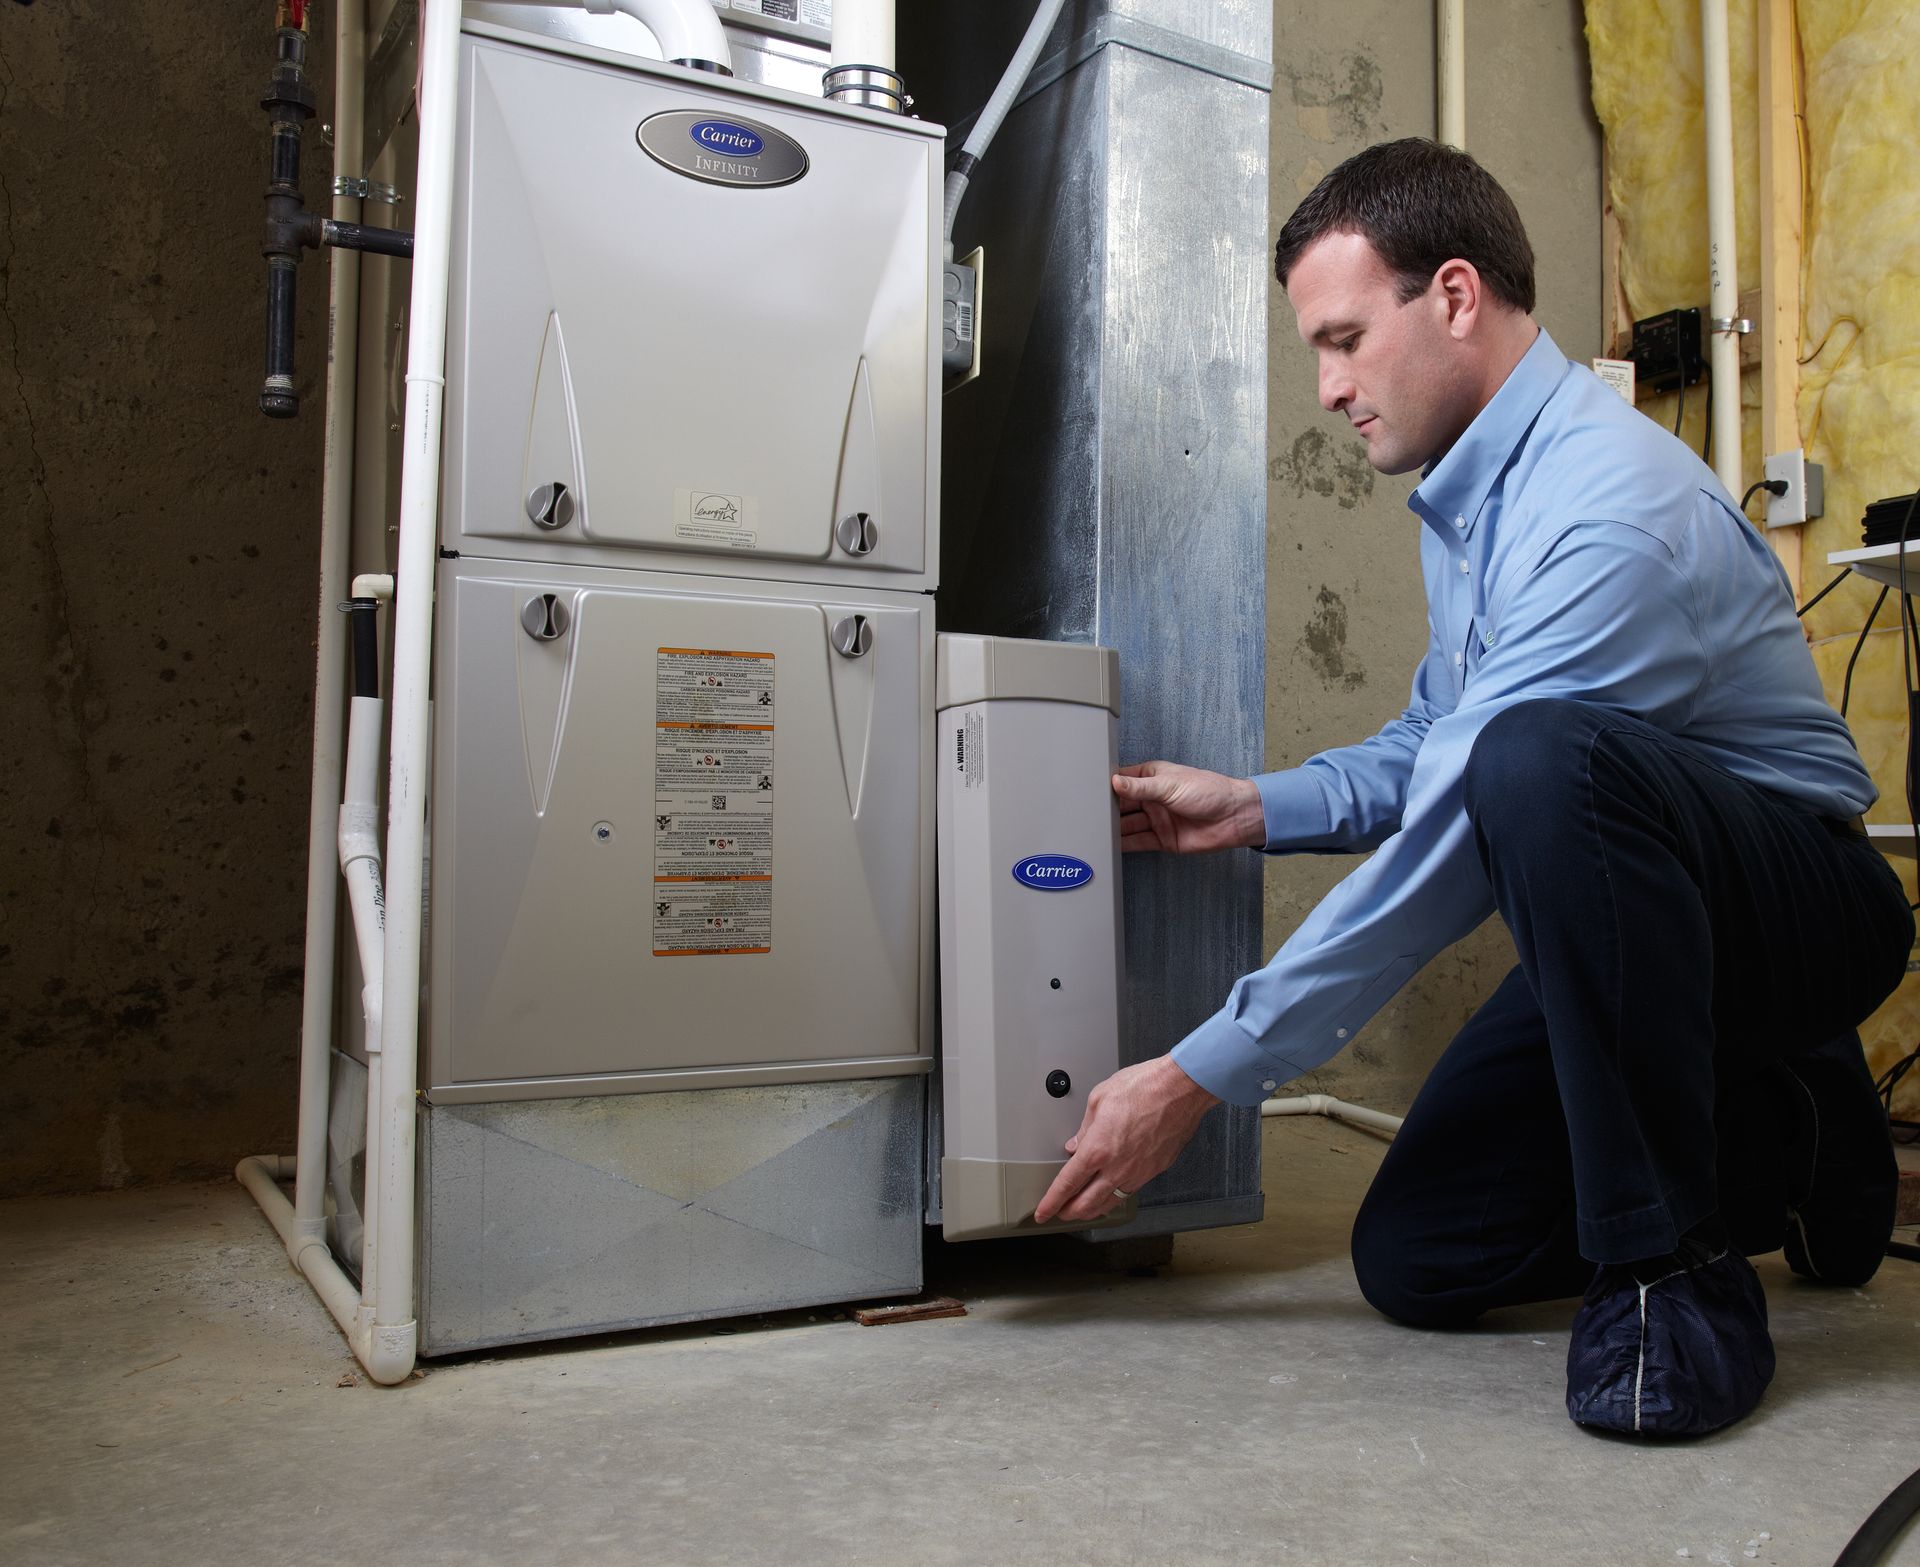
{"left": 653, "top": 648, "right": 774, "bottom": 956}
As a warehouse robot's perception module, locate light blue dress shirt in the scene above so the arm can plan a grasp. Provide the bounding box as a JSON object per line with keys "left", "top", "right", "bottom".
{"left": 1171, "top": 329, "right": 1876, "bottom": 1108}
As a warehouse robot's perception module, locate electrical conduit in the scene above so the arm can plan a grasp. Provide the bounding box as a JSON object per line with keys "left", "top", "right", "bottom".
{"left": 1437, "top": 0, "right": 1465, "bottom": 150}
{"left": 942, "top": 0, "right": 1068, "bottom": 255}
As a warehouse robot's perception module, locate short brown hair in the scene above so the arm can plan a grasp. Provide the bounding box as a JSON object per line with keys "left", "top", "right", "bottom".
{"left": 1274, "top": 138, "right": 1535, "bottom": 313}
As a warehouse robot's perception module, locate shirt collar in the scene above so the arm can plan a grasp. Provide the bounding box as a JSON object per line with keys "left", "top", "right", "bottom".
{"left": 1411, "top": 326, "right": 1566, "bottom": 539}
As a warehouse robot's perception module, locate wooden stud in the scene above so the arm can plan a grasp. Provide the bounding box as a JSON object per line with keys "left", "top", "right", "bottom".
{"left": 1601, "top": 146, "right": 1633, "bottom": 361}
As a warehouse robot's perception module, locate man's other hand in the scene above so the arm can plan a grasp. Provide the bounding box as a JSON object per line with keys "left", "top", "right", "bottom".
{"left": 1033, "top": 1056, "right": 1223, "bottom": 1226}
{"left": 1113, "top": 762, "right": 1266, "bottom": 854}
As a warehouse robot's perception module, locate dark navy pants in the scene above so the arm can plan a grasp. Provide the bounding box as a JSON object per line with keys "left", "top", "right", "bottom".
{"left": 1351, "top": 699, "right": 1911, "bottom": 1327}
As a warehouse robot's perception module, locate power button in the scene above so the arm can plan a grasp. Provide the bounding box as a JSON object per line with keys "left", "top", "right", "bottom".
{"left": 1045, "top": 1070, "right": 1071, "bottom": 1098}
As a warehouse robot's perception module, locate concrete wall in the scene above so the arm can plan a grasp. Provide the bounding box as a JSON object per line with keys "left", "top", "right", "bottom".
{"left": 1264, "top": 0, "right": 1604, "bottom": 1108}
{"left": 0, "top": 5, "right": 328, "bottom": 1193}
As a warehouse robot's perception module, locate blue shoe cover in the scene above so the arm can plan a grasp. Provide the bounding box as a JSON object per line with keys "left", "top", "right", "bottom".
{"left": 1565, "top": 1246, "right": 1774, "bottom": 1437}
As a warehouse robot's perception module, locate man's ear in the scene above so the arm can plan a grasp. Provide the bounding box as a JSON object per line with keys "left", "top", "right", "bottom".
{"left": 1434, "top": 257, "right": 1482, "bottom": 341}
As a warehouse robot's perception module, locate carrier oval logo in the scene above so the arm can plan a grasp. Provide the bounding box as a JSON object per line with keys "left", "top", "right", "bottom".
{"left": 1013, "top": 854, "right": 1094, "bottom": 891}
{"left": 637, "top": 110, "right": 809, "bottom": 189}
{"left": 691, "top": 120, "right": 764, "bottom": 157}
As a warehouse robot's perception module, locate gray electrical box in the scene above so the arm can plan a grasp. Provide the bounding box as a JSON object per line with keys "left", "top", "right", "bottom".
{"left": 936, "top": 634, "right": 1134, "bottom": 1241}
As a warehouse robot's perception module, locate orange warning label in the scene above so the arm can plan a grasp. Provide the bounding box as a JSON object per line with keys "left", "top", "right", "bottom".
{"left": 653, "top": 648, "right": 774, "bottom": 956}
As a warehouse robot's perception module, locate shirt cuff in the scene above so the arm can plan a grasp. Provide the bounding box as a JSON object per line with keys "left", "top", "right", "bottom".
{"left": 1253, "top": 768, "right": 1331, "bottom": 852}
{"left": 1170, "top": 1009, "right": 1299, "bottom": 1107}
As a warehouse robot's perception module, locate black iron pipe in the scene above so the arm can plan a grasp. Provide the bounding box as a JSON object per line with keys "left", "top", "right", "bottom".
{"left": 320, "top": 219, "right": 415, "bottom": 259}
{"left": 261, "top": 256, "right": 301, "bottom": 418}
{"left": 259, "top": 23, "right": 314, "bottom": 419}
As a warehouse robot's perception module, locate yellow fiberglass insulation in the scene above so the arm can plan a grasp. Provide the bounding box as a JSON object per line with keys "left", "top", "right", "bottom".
{"left": 1587, "top": 0, "right": 1920, "bottom": 1116}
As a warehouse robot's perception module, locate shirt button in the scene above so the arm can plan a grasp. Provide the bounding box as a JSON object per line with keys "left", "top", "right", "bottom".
{"left": 1261, "top": 1079, "right": 1277, "bottom": 1092}
{"left": 1458, "top": 559, "right": 1470, "bottom": 574}
{"left": 1454, "top": 651, "right": 1464, "bottom": 666}
{"left": 1335, "top": 1027, "right": 1348, "bottom": 1039}
{"left": 1453, "top": 514, "right": 1466, "bottom": 529}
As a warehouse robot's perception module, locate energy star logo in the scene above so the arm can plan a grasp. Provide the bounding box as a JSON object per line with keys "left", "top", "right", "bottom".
{"left": 1012, "top": 854, "right": 1094, "bottom": 892}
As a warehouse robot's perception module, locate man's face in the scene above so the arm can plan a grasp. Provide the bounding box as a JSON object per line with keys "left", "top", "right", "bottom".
{"left": 1285, "top": 231, "right": 1473, "bottom": 476}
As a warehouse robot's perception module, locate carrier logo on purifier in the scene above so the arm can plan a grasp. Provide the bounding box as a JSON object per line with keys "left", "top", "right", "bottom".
{"left": 637, "top": 110, "right": 810, "bottom": 189}
{"left": 1012, "top": 854, "right": 1095, "bottom": 892}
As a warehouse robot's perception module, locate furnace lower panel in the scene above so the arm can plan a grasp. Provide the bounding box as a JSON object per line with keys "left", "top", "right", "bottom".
{"left": 417, "top": 1077, "right": 924, "bottom": 1355}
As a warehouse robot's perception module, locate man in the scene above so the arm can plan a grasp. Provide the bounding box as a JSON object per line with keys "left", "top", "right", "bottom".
{"left": 1032, "top": 139, "right": 1910, "bottom": 1436}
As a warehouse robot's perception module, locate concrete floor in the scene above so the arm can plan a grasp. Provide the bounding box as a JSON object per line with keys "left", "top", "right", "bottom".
{"left": 3, "top": 1119, "right": 1916, "bottom": 1567}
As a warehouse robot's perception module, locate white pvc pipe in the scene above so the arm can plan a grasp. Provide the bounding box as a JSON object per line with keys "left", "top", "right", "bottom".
{"left": 237, "top": 1156, "right": 399, "bottom": 1379}
{"left": 1701, "top": 0, "right": 1742, "bottom": 494}
{"left": 1437, "top": 0, "right": 1466, "bottom": 150}
{"left": 355, "top": 0, "right": 470, "bottom": 1386}
{"left": 339, "top": 695, "right": 387, "bottom": 1050}
{"left": 285, "top": 0, "right": 364, "bottom": 1261}
{"left": 830, "top": 0, "right": 893, "bottom": 69}
{"left": 942, "top": 0, "right": 1068, "bottom": 250}
{"left": 1261, "top": 1093, "right": 1404, "bottom": 1136}
{"left": 245, "top": 0, "right": 419, "bottom": 1392}
{"left": 515, "top": 0, "right": 731, "bottom": 71}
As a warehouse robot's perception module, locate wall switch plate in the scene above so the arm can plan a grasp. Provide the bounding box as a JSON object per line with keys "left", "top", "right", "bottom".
{"left": 1764, "top": 448, "right": 1825, "bottom": 528}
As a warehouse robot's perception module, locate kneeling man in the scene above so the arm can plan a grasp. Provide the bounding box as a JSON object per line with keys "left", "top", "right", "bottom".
{"left": 1036, "top": 139, "right": 1910, "bottom": 1437}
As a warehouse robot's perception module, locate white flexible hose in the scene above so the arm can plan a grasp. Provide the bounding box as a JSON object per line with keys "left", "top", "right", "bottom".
{"left": 942, "top": 0, "right": 1068, "bottom": 248}
{"left": 1260, "top": 1093, "right": 1404, "bottom": 1136}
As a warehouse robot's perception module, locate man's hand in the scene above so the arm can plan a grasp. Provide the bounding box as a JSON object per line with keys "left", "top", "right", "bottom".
{"left": 1033, "top": 1056, "right": 1222, "bottom": 1226}
{"left": 1114, "top": 762, "right": 1266, "bottom": 855}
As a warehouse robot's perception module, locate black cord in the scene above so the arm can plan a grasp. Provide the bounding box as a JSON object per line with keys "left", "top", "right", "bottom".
{"left": 1889, "top": 1241, "right": 1920, "bottom": 1264}
{"left": 1745, "top": 477, "right": 1790, "bottom": 513}
{"left": 1831, "top": 1462, "right": 1920, "bottom": 1567}
{"left": 1877, "top": 1045, "right": 1919, "bottom": 1128}
{"left": 1701, "top": 374, "right": 1713, "bottom": 464}
{"left": 1672, "top": 337, "right": 1686, "bottom": 437}
{"left": 1798, "top": 566, "right": 1851, "bottom": 619}
{"left": 1896, "top": 489, "right": 1920, "bottom": 873}
{"left": 1840, "top": 587, "right": 1887, "bottom": 717}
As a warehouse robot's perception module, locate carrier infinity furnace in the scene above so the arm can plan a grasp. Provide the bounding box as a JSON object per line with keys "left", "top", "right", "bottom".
{"left": 310, "top": 19, "right": 1135, "bottom": 1352}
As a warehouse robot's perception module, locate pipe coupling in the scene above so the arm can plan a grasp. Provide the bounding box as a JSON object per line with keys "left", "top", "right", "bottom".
{"left": 823, "top": 64, "right": 908, "bottom": 113}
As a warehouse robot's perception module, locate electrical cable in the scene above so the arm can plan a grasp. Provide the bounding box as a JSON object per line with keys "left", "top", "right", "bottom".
{"left": 1893, "top": 487, "right": 1920, "bottom": 879}
{"left": 1701, "top": 373, "right": 1713, "bottom": 464}
{"left": 1830, "top": 1462, "right": 1920, "bottom": 1567}
{"left": 1797, "top": 566, "right": 1850, "bottom": 620}
{"left": 1672, "top": 336, "right": 1687, "bottom": 437}
{"left": 1876, "top": 1046, "right": 1919, "bottom": 1139}
{"left": 1839, "top": 587, "right": 1886, "bottom": 718}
